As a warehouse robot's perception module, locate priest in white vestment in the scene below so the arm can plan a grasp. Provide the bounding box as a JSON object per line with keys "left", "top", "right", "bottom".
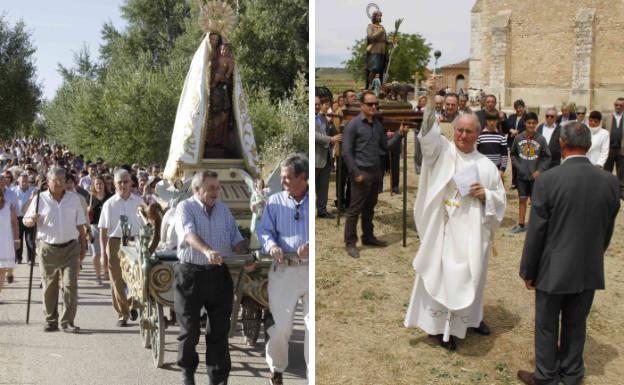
{"left": 404, "top": 111, "right": 506, "bottom": 350}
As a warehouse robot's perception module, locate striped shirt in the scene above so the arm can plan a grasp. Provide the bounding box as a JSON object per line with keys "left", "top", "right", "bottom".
{"left": 175, "top": 196, "right": 244, "bottom": 265}
{"left": 257, "top": 190, "right": 309, "bottom": 254}
{"left": 476, "top": 130, "right": 508, "bottom": 171}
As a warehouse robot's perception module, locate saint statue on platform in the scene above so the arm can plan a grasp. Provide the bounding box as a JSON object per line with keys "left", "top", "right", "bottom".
{"left": 366, "top": 6, "right": 393, "bottom": 89}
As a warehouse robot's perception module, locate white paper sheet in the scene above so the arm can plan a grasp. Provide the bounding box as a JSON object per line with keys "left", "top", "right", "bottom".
{"left": 453, "top": 162, "right": 479, "bottom": 196}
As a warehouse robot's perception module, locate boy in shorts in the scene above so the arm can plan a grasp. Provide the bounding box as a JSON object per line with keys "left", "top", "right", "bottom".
{"left": 510, "top": 112, "right": 551, "bottom": 234}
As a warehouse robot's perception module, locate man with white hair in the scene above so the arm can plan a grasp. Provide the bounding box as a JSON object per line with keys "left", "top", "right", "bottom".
{"left": 405, "top": 108, "right": 506, "bottom": 350}
{"left": 23, "top": 168, "right": 87, "bottom": 332}
{"left": 258, "top": 154, "right": 310, "bottom": 385}
{"left": 174, "top": 170, "right": 246, "bottom": 385}
{"left": 98, "top": 169, "right": 143, "bottom": 327}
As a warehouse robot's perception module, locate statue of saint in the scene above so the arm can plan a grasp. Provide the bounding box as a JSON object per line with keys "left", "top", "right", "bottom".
{"left": 366, "top": 11, "right": 393, "bottom": 89}
{"left": 205, "top": 33, "right": 235, "bottom": 155}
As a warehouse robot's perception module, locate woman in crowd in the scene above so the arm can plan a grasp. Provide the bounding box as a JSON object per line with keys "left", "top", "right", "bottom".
{"left": 0, "top": 184, "right": 19, "bottom": 296}
{"left": 88, "top": 175, "right": 113, "bottom": 284}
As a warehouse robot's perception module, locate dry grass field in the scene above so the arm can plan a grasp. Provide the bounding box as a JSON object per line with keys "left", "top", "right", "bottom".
{"left": 316, "top": 131, "right": 624, "bottom": 385}
{"left": 316, "top": 67, "right": 359, "bottom": 97}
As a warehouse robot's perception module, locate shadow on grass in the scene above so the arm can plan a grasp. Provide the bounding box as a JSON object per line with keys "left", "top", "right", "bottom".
{"left": 407, "top": 303, "right": 521, "bottom": 356}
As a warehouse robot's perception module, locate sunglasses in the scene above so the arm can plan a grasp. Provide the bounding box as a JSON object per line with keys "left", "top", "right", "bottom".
{"left": 615, "top": 104, "right": 624, "bottom": 107}
{"left": 546, "top": 115, "right": 555, "bottom": 118}
{"left": 577, "top": 112, "right": 586, "bottom": 115}
{"left": 294, "top": 202, "right": 302, "bottom": 221}
{"left": 363, "top": 102, "right": 379, "bottom": 108}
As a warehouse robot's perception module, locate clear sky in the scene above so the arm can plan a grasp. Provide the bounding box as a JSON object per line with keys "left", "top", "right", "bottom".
{"left": 3, "top": 0, "right": 127, "bottom": 101}
{"left": 315, "top": 0, "right": 473, "bottom": 69}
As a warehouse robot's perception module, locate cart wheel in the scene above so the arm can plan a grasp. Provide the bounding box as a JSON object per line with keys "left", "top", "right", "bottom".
{"left": 149, "top": 296, "right": 165, "bottom": 368}
{"left": 139, "top": 306, "right": 151, "bottom": 348}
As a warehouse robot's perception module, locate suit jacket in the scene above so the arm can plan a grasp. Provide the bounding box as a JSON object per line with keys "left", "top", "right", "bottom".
{"left": 556, "top": 112, "right": 577, "bottom": 125}
{"left": 315, "top": 114, "right": 334, "bottom": 169}
{"left": 520, "top": 157, "right": 620, "bottom": 293}
{"left": 506, "top": 113, "right": 526, "bottom": 133}
{"left": 537, "top": 123, "right": 561, "bottom": 168}
{"left": 601, "top": 112, "right": 624, "bottom": 153}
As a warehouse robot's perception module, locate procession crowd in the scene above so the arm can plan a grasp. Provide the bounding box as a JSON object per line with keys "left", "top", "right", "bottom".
{"left": 0, "top": 137, "right": 310, "bottom": 385}
{"left": 315, "top": 81, "right": 622, "bottom": 385}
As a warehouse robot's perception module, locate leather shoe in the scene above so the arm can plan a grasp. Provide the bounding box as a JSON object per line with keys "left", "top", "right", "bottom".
{"left": 317, "top": 212, "right": 335, "bottom": 219}
{"left": 517, "top": 370, "right": 537, "bottom": 385}
{"left": 61, "top": 323, "right": 80, "bottom": 333}
{"left": 116, "top": 319, "right": 128, "bottom": 327}
{"left": 6, "top": 274, "right": 13, "bottom": 284}
{"left": 362, "top": 238, "right": 387, "bottom": 247}
{"left": 433, "top": 334, "right": 457, "bottom": 351}
{"left": 269, "top": 371, "right": 283, "bottom": 385}
{"left": 470, "top": 321, "right": 491, "bottom": 336}
{"left": 43, "top": 323, "right": 59, "bottom": 332}
{"left": 130, "top": 309, "right": 138, "bottom": 321}
{"left": 345, "top": 245, "right": 360, "bottom": 258}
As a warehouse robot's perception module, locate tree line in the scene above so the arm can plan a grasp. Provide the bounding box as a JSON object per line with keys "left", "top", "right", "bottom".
{"left": 1, "top": 0, "right": 308, "bottom": 169}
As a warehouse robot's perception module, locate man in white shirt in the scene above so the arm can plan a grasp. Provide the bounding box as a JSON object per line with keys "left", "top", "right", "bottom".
{"left": 538, "top": 108, "right": 562, "bottom": 168}
{"left": 23, "top": 168, "right": 87, "bottom": 333}
{"left": 99, "top": 169, "right": 144, "bottom": 326}
{"left": 79, "top": 164, "right": 97, "bottom": 191}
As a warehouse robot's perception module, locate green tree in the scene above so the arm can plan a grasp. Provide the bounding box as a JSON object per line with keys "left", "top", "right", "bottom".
{"left": 0, "top": 16, "right": 42, "bottom": 138}
{"left": 344, "top": 32, "right": 430, "bottom": 84}
{"left": 230, "top": 0, "right": 308, "bottom": 99}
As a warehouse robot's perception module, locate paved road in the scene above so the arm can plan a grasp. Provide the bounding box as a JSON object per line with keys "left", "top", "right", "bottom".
{"left": 0, "top": 260, "right": 306, "bottom": 385}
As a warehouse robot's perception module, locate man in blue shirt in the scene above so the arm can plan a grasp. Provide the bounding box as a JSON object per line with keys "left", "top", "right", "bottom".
{"left": 258, "top": 154, "right": 310, "bottom": 385}
{"left": 12, "top": 173, "right": 36, "bottom": 264}
{"left": 174, "top": 170, "right": 246, "bottom": 385}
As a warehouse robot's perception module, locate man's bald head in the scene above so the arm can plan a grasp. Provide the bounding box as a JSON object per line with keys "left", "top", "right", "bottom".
{"left": 453, "top": 114, "right": 481, "bottom": 154}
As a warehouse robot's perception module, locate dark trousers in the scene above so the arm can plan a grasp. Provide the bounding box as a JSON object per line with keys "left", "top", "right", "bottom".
{"left": 388, "top": 150, "right": 400, "bottom": 189}
{"left": 336, "top": 156, "right": 351, "bottom": 209}
{"left": 174, "top": 263, "right": 233, "bottom": 385}
{"left": 315, "top": 153, "right": 331, "bottom": 215}
{"left": 604, "top": 149, "right": 624, "bottom": 199}
{"left": 344, "top": 168, "right": 382, "bottom": 245}
{"left": 16, "top": 217, "right": 35, "bottom": 263}
{"left": 534, "top": 289, "right": 595, "bottom": 385}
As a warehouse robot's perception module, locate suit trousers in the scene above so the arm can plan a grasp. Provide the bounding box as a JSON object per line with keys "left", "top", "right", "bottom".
{"left": 388, "top": 149, "right": 400, "bottom": 189}
{"left": 336, "top": 156, "right": 351, "bottom": 209}
{"left": 106, "top": 238, "right": 133, "bottom": 320}
{"left": 604, "top": 149, "right": 624, "bottom": 199}
{"left": 266, "top": 264, "right": 309, "bottom": 375}
{"left": 39, "top": 240, "right": 80, "bottom": 326}
{"left": 15, "top": 217, "right": 35, "bottom": 263}
{"left": 534, "top": 289, "right": 595, "bottom": 385}
{"left": 315, "top": 152, "right": 331, "bottom": 215}
{"left": 344, "top": 168, "right": 383, "bottom": 245}
{"left": 174, "top": 263, "right": 233, "bottom": 385}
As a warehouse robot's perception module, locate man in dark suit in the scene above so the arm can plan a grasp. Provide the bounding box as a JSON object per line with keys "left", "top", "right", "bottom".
{"left": 556, "top": 103, "right": 577, "bottom": 125}
{"left": 602, "top": 97, "right": 624, "bottom": 199}
{"left": 537, "top": 108, "right": 562, "bottom": 169}
{"left": 315, "top": 96, "right": 340, "bottom": 218}
{"left": 517, "top": 121, "right": 620, "bottom": 385}
{"left": 506, "top": 99, "right": 527, "bottom": 188}
{"left": 475, "top": 94, "right": 498, "bottom": 129}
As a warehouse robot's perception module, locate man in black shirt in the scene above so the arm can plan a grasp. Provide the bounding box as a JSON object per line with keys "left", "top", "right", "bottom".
{"left": 342, "top": 91, "right": 407, "bottom": 258}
